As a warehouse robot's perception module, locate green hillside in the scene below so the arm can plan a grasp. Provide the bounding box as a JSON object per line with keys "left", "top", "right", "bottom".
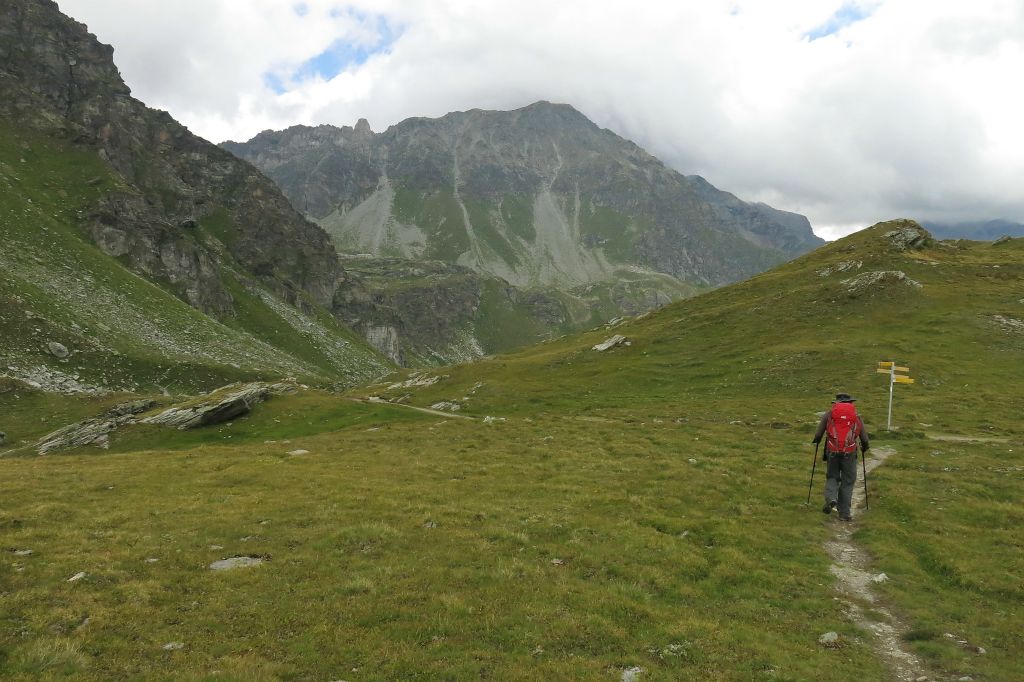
{"left": 2, "top": 220, "right": 1021, "bottom": 680}
{"left": 0, "top": 122, "right": 391, "bottom": 396}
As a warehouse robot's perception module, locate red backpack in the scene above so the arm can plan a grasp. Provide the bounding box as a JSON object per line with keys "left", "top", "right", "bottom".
{"left": 826, "top": 402, "right": 861, "bottom": 454}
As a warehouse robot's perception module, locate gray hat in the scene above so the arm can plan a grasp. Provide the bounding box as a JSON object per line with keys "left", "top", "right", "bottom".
{"left": 835, "top": 392, "right": 856, "bottom": 403}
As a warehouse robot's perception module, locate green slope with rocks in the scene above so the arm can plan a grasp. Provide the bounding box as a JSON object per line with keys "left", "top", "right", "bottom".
{"left": 0, "top": 122, "right": 388, "bottom": 394}
{"left": 3, "top": 220, "right": 1021, "bottom": 680}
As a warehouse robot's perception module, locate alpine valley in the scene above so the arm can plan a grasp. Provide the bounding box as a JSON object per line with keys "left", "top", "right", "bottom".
{"left": 2, "top": 1, "right": 1022, "bottom": 681}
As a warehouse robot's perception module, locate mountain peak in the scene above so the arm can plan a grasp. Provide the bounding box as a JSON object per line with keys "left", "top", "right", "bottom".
{"left": 353, "top": 118, "right": 373, "bottom": 136}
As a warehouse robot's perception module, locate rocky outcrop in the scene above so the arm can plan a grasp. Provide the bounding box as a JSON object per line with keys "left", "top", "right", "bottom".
{"left": 140, "top": 382, "right": 288, "bottom": 429}
{"left": 36, "top": 399, "right": 155, "bottom": 453}
{"left": 0, "top": 0, "right": 341, "bottom": 313}
{"left": 883, "top": 221, "right": 931, "bottom": 252}
{"left": 33, "top": 382, "right": 296, "bottom": 453}
{"left": 842, "top": 271, "right": 922, "bottom": 295}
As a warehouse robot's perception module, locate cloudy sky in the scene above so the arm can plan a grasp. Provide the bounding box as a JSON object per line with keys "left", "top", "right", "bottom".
{"left": 59, "top": 0, "right": 1024, "bottom": 238}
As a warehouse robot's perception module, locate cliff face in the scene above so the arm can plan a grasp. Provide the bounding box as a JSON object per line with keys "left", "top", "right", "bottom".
{"left": 0, "top": 0, "right": 340, "bottom": 313}
{"left": 224, "top": 102, "right": 823, "bottom": 292}
{"left": 332, "top": 257, "right": 574, "bottom": 366}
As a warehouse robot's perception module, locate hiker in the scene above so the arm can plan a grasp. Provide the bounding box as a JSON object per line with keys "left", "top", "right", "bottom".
{"left": 812, "top": 393, "right": 869, "bottom": 521}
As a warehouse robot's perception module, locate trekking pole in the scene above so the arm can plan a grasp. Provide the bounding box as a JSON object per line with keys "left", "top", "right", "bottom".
{"left": 806, "top": 442, "right": 820, "bottom": 504}
{"left": 861, "top": 448, "right": 869, "bottom": 510}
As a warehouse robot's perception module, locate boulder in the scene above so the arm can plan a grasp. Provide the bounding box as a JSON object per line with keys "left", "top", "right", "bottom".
{"left": 47, "top": 341, "right": 69, "bottom": 358}
{"left": 818, "top": 631, "right": 841, "bottom": 647}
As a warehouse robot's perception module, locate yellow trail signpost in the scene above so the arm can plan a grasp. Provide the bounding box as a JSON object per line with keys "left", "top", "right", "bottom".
{"left": 878, "top": 361, "right": 913, "bottom": 430}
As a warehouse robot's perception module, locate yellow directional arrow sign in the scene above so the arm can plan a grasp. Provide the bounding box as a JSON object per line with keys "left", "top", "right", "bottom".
{"left": 878, "top": 361, "right": 894, "bottom": 368}
{"left": 877, "top": 368, "right": 893, "bottom": 374}
{"left": 894, "top": 376, "right": 915, "bottom": 384}
{"left": 893, "top": 366, "right": 910, "bottom": 372}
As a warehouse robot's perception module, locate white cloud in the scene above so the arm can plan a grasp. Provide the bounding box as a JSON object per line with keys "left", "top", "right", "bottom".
{"left": 57, "top": 0, "right": 1024, "bottom": 237}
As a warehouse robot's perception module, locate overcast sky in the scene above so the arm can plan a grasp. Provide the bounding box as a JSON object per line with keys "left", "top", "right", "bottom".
{"left": 58, "top": 0, "right": 1024, "bottom": 239}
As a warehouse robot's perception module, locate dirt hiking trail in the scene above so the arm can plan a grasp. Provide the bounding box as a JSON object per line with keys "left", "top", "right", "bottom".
{"left": 823, "top": 446, "right": 936, "bottom": 682}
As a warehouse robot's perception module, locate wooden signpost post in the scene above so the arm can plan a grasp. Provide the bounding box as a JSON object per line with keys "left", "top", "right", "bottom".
{"left": 877, "top": 361, "right": 914, "bottom": 430}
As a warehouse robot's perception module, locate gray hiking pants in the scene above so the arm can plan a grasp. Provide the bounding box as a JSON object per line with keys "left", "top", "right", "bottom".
{"left": 824, "top": 451, "right": 858, "bottom": 518}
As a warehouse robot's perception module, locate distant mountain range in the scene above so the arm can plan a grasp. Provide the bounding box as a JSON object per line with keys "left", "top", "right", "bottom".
{"left": 921, "top": 219, "right": 1024, "bottom": 240}
{"left": 224, "top": 103, "right": 822, "bottom": 293}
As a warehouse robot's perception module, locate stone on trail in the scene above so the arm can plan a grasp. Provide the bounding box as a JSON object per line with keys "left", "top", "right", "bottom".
{"left": 67, "top": 571, "right": 86, "bottom": 582}
{"left": 13, "top": 549, "right": 33, "bottom": 556}
{"left": 209, "top": 556, "right": 265, "bottom": 571}
{"left": 287, "top": 449, "right": 310, "bottom": 456}
{"left": 162, "top": 642, "right": 184, "bottom": 651}
{"left": 871, "top": 572, "right": 889, "bottom": 583}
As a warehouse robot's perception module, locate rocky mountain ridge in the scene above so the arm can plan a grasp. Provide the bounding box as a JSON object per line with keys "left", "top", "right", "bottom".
{"left": 223, "top": 102, "right": 822, "bottom": 292}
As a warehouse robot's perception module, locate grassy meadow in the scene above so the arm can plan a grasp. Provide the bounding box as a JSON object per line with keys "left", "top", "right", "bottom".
{"left": 2, "top": 220, "right": 1023, "bottom": 680}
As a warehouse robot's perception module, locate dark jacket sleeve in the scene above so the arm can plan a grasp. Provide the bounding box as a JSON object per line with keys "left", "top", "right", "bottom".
{"left": 858, "top": 417, "right": 870, "bottom": 450}
{"left": 813, "top": 412, "right": 829, "bottom": 443}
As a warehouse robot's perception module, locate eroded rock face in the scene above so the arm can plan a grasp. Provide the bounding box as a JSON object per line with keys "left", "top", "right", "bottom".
{"left": 0, "top": 0, "right": 341, "bottom": 314}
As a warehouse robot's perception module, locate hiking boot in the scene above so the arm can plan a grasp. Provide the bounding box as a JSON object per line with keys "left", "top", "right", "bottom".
{"left": 839, "top": 515, "right": 852, "bottom": 522}
{"left": 822, "top": 500, "right": 837, "bottom": 515}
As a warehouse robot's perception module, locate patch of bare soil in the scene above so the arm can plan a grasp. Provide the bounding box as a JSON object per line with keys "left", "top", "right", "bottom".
{"left": 823, "top": 446, "right": 937, "bottom": 682}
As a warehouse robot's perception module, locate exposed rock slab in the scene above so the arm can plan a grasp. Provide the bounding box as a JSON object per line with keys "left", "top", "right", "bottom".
{"left": 141, "top": 383, "right": 272, "bottom": 429}
{"left": 842, "top": 271, "right": 921, "bottom": 294}
{"left": 36, "top": 399, "right": 156, "bottom": 454}
{"left": 592, "top": 335, "right": 629, "bottom": 351}
{"left": 209, "top": 556, "right": 266, "bottom": 570}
